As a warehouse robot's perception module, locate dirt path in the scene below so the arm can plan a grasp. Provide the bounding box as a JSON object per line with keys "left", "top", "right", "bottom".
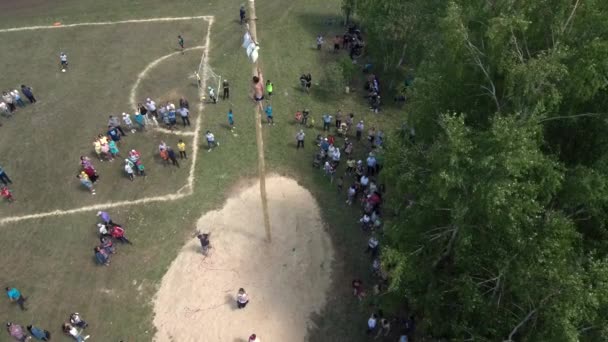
{"left": 152, "top": 176, "right": 334, "bottom": 341}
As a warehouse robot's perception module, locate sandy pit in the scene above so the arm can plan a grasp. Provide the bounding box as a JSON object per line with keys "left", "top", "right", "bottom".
{"left": 153, "top": 176, "right": 334, "bottom": 342}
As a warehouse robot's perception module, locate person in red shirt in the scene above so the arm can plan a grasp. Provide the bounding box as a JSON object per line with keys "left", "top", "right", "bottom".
{"left": 111, "top": 225, "right": 132, "bottom": 245}
{"left": 1, "top": 186, "right": 13, "bottom": 202}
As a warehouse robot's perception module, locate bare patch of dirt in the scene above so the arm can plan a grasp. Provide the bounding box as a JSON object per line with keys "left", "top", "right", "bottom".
{"left": 152, "top": 176, "right": 334, "bottom": 341}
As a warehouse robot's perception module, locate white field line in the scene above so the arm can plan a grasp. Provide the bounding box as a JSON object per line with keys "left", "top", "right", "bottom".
{"left": 0, "top": 17, "right": 214, "bottom": 226}
{"left": 128, "top": 46, "right": 204, "bottom": 137}
{"left": 0, "top": 16, "right": 214, "bottom": 33}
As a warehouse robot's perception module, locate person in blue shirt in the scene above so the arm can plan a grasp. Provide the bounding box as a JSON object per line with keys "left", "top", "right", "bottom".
{"left": 228, "top": 109, "right": 235, "bottom": 129}
{"left": 107, "top": 126, "right": 121, "bottom": 143}
{"left": 0, "top": 165, "right": 12, "bottom": 185}
{"left": 5, "top": 287, "right": 27, "bottom": 310}
{"left": 265, "top": 104, "right": 274, "bottom": 125}
{"left": 322, "top": 113, "right": 332, "bottom": 131}
{"left": 27, "top": 325, "right": 51, "bottom": 341}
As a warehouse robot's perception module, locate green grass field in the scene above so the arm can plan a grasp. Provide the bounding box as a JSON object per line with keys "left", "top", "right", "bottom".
{"left": 0, "top": 0, "right": 401, "bottom": 341}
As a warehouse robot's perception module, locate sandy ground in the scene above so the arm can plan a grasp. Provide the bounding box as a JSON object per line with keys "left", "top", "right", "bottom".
{"left": 153, "top": 176, "right": 334, "bottom": 342}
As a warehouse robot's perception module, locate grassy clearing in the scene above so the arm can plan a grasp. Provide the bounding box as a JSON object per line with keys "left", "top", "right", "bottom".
{"left": 0, "top": 0, "right": 403, "bottom": 341}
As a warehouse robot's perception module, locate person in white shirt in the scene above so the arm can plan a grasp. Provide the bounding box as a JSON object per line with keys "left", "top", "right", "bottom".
{"left": 360, "top": 175, "right": 369, "bottom": 188}
{"left": 367, "top": 313, "right": 377, "bottom": 334}
{"left": 145, "top": 98, "right": 158, "bottom": 119}
{"left": 59, "top": 52, "right": 68, "bottom": 70}
{"left": 122, "top": 112, "right": 134, "bottom": 132}
{"left": 124, "top": 160, "right": 134, "bottom": 181}
{"left": 236, "top": 288, "right": 249, "bottom": 309}
{"left": 366, "top": 235, "right": 379, "bottom": 257}
{"left": 205, "top": 131, "right": 218, "bottom": 150}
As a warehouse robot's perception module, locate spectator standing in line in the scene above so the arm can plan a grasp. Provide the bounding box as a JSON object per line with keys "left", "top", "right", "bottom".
{"left": 222, "top": 79, "right": 230, "bottom": 100}
{"left": 5, "top": 287, "right": 27, "bottom": 310}
{"left": 366, "top": 153, "right": 377, "bottom": 176}
{"left": 296, "top": 130, "right": 305, "bottom": 149}
{"left": 178, "top": 106, "right": 190, "bottom": 127}
{"left": 124, "top": 160, "right": 135, "bottom": 181}
{"left": 20, "top": 85, "right": 36, "bottom": 103}
{"left": 108, "top": 115, "right": 127, "bottom": 136}
{"left": 134, "top": 111, "right": 146, "bottom": 131}
{"left": 0, "top": 165, "right": 12, "bottom": 185}
{"left": 145, "top": 98, "right": 158, "bottom": 120}
{"left": 179, "top": 97, "right": 189, "bottom": 109}
{"left": 356, "top": 120, "right": 364, "bottom": 141}
{"left": 122, "top": 113, "right": 133, "bottom": 132}
{"left": 177, "top": 140, "right": 187, "bottom": 159}
{"left": 335, "top": 109, "right": 343, "bottom": 128}
{"left": 322, "top": 113, "right": 332, "bottom": 131}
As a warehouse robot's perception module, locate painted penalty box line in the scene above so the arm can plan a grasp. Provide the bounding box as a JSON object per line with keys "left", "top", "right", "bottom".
{"left": 0, "top": 17, "right": 215, "bottom": 226}
{"left": 0, "top": 15, "right": 214, "bottom": 33}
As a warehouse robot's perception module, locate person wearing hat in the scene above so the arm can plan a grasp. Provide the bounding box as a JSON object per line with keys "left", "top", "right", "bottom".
{"left": 96, "top": 211, "right": 113, "bottom": 225}
{"left": 296, "top": 130, "right": 305, "bottom": 149}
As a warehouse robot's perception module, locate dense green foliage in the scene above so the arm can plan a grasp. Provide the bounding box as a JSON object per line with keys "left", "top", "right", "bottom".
{"left": 350, "top": 0, "right": 608, "bottom": 340}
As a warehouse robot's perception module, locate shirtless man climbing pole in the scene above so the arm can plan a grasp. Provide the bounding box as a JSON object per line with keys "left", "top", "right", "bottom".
{"left": 252, "top": 67, "right": 264, "bottom": 110}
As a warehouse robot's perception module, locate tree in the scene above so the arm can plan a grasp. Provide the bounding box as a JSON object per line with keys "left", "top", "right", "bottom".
{"left": 367, "top": 0, "right": 608, "bottom": 340}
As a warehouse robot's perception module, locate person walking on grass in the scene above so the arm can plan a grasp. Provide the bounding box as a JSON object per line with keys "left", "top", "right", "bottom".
{"left": 20, "top": 85, "right": 36, "bottom": 103}
{"left": 265, "top": 104, "right": 274, "bottom": 125}
{"left": 27, "top": 324, "right": 51, "bottom": 341}
{"left": 167, "top": 147, "right": 180, "bottom": 168}
{"left": 178, "top": 35, "right": 184, "bottom": 53}
{"left": 0, "top": 165, "right": 12, "bottom": 185}
{"left": 227, "top": 108, "right": 235, "bottom": 130}
{"left": 367, "top": 313, "right": 378, "bottom": 335}
{"left": 177, "top": 140, "right": 187, "bottom": 159}
{"left": 296, "top": 129, "right": 305, "bottom": 149}
{"left": 205, "top": 131, "right": 218, "bottom": 151}
{"left": 316, "top": 34, "right": 324, "bottom": 50}
{"left": 366, "top": 153, "right": 377, "bottom": 176}
{"left": 6, "top": 287, "right": 27, "bottom": 311}
{"left": 237, "top": 288, "right": 249, "bottom": 308}
{"left": 222, "top": 79, "right": 230, "bottom": 100}
{"left": 178, "top": 105, "right": 190, "bottom": 127}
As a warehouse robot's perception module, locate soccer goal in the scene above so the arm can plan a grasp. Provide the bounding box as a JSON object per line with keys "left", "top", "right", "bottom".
{"left": 194, "top": 52, "right": 222, "bottom": 103}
